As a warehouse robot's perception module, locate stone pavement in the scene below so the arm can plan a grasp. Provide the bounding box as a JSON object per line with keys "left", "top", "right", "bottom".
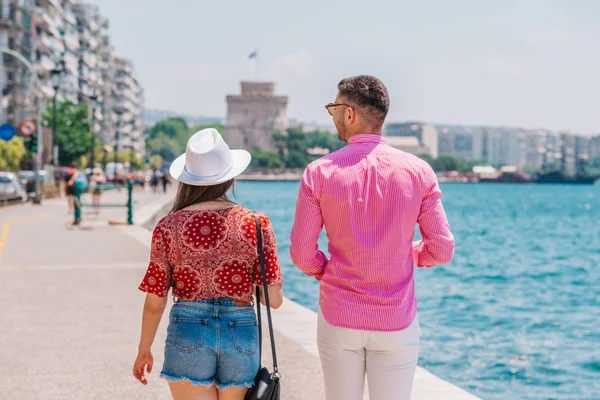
{"left": 0, "top": 188, "right": 478, "bottom": 400}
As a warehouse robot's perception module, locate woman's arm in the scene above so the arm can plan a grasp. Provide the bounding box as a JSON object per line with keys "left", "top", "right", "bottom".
{"left": 133, "top": 293, "right": 168, "bottom": 384}
{"left": 68, "top": 170, "right": 78, "bottom": 185}
{"left": 257, "top": 283, "right": 283, "bottom": 309}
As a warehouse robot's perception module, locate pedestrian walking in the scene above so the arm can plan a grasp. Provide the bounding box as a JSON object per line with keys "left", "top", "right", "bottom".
{"left": 89, "top": 168, "right": 106, "bottom": 215}
{"left": 290, "top": 75, "right": 455, "bottom": 400}
{"left": 133, "top": 128, "right": 284, "bottom": 400}
{"left": 161, "top": 172, "right": 170, "bottom": 193}
{"left": 64, "top": 162, "right": 80, "bottom": 224}
{"left": 150, "top": 168, "right": 159, "bottom": 193}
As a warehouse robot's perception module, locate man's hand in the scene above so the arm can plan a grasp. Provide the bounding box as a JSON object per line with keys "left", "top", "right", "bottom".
{"left": 132, "top": 349, "right": 153, "bottom": 385}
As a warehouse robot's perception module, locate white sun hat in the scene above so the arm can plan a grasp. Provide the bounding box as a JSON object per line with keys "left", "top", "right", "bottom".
{"left": 169, "top": 128, "right": 251, "bottom": 186}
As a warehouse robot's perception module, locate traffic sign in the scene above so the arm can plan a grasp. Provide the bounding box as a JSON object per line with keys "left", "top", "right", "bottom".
{"left": 0, "top": 124, "right": 16, "bottom": 142}
{"left": 19, "top": 119, "right": 37, "bottom": 137}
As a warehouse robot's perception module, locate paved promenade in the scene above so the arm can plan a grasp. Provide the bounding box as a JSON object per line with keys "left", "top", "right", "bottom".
{"left": 0, "top": 188, "right": 478, "bottom": 399}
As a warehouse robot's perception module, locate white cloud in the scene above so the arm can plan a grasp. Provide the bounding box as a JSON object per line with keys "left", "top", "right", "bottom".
{"left": 525, "top": 29, "right": 572, "bottom": 46}
{"left": 267, "top": 49, "right": 316, "bottom": 77}
{"left": 480, "top": 57, "right": 528, "bottom": 77}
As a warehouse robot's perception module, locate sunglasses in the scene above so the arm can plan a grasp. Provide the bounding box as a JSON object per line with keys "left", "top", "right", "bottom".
{"left": 325, "top": 103, "right": 351, "bottom": 116}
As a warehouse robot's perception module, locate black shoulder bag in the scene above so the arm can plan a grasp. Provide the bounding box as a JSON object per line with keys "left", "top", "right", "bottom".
{"left": 245, "top": 213, "right": 281, "bottom": 400}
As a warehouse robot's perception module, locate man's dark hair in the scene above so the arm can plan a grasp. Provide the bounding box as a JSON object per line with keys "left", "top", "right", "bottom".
{"left": 338, "top": 75, "right": 389, "bottom": 125}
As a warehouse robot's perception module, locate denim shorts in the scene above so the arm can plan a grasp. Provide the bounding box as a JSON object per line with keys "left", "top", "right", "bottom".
{"left": 160, "top": 297, "right": 259, "bottom": 390}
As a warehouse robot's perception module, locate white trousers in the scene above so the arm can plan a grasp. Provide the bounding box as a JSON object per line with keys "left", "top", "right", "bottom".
{"left": 317, "top": 311, "right": 420, "bottom": 400}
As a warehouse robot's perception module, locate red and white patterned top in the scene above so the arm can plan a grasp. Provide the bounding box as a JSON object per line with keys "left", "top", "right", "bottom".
{"left": 139, "top": 205, "right": 283, "bottom": 302}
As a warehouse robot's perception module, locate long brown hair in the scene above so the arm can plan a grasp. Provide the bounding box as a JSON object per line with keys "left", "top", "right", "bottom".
{"left": 170, "top": 179, "right": 235, "bottom": 214}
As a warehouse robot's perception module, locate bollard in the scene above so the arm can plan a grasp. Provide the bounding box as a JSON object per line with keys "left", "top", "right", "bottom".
{"left": 74, "top": 181, "right": 82, "bottom": 223}
{"left": 127, "top": 180, "right": 133, "bottom": 225}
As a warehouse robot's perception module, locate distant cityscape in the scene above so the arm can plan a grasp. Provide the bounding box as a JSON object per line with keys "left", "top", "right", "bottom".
{"left": 148, "top": 79, "right": 599, "bottom": 178}
{"left": 383, "top": 123, "right": 600, "bottom": 176}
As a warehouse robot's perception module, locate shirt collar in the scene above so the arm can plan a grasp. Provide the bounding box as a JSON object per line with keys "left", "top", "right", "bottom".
{"left": 347, "top": 133, "right": 387, "bottom": 145}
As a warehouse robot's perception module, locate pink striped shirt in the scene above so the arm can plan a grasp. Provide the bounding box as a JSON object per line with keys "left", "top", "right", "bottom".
{"left": 290, "top": 133, "right": 454, "bottom": 331}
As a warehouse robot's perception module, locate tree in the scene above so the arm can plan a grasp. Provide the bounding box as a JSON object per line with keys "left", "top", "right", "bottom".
{"left": 417, "top": 154, "right": 436, "bottom": 169}
{"left": 250, "top": 148, "right": 284, "bottom": 169}
{"left": 282, "top": 127, "right": 310, "bottom": 168}
{"left": 43, "top": 100, "right": 92, "bottom": 166}
{"left": 191, "top": 123, "right": 226, "bottom": 138}
{"left": 286, "top": 150, "right": 309, "bottom": 169}
{"left": 146, "top": 118, "right": 188, "bottom": 162}
{"left": 145, "top": 118, "right": 227, "bottom": 163}
{"left": 435, "top": 155, "right": 460, "bottom": 172}
{"left": 0, "top": 137, "right": 26, "bottom": 171}
{"left": 146, "top": 131, "right": 180, "bottom": 162}
{"left": 150, "top": 155, "right": 163, "bottom": 169}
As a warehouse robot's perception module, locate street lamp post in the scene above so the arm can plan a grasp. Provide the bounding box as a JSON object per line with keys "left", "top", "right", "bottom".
{"left": 50, "top": 61, "right": 65, "bottom": 166}
{"left": 129, "top": 147, "right": 135, "bottom": 171}
{"left": 114, "top": 109, "right": 123, "bottom": 165}
{"left": 129, "top": 119, "right": 136, "bottom": 172}
{"left": 88, "top": 93, "right": 98, "bottom": 171}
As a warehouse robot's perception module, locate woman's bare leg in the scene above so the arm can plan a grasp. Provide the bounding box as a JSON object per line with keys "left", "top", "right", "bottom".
{"left": 168, "top": 381, "right": 218, "bottom": 400}
{"left": 67, "top": 195, "right": 74, "bottom": 213}
{"left": 217, "top": 386, "right": 250, "bottom": 400}
{"left": 93, "top": 195, "right": 100, "bottom": 214}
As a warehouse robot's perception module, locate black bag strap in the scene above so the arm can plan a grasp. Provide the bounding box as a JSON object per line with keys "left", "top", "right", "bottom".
{"left": 254, "top": 212, "right": 279, "bottom": 374}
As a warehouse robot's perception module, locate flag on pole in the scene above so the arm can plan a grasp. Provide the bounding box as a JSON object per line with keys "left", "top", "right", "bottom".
{"left": 248, "top": 50, "right": 258, "bottom": 59}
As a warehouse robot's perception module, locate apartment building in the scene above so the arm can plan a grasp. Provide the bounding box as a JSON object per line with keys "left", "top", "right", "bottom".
{"left": 111, "top": 55, "right": 144, "bottom": 156}
{"left": 385, "top": 122, "right": 438, "bottom": 158}
{"left": 0, "top": 0, "right": 35, "bottom": 125}
{"left": 0, "top": 0, "right": 144, "bottom": 161}
{"left": 437, "top": 125, "right": 485, "bottom": 161}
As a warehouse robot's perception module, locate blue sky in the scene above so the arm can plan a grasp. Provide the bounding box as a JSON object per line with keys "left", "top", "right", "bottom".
{"left": 92, "top": 0, "right": 600, "bottom": 133}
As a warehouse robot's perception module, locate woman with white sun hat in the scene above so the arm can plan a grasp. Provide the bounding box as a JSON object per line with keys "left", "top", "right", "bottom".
{"left": 133, "top": 128, "right": 284, "bottom": 400}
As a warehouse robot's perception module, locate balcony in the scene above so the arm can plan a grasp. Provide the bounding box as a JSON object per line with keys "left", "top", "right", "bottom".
{"left": 88, "top": 37, "right": 99, "bottom": 51}
{"left": 38, "top": 35, "right": 65, "bottom": 54}
{"left": 37, "top": 34, "right": 52, "bottom": 53}
{"left": 35, "top": 10, "right": 63, "bottom": 37}
{"left": 40, "top": 84, "right": 55, "bottom": 99}
{"left": 65, "top": 61, "right": 78, "bottom": 76}
{"left": 36, "top": 55, "right": 55, "bottom": 74}
{"left": 88, "top": 20, "right": 100, "bottom": 33}
{"left": 48, "top": 0, "right": 65, "bottom": 15}
{"left": 63, "top": 35, "right": 79, "bottom": 52}
{"left": 63, "top": 52, "right": 78, "bottom": 67}
{"left": 63, "top": 10, "right": 76, "bottom": 25}
{"left": 82, "top": 53, "right": 97, "bottom": 68}
{"left": 116, "top": 100, "right": 135, "bottom": 113}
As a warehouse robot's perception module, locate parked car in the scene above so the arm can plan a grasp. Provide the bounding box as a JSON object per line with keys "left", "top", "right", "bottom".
{"left": 17, "top": 170, "right": 47, "bottom": 194}
{"left": 0, "top": 172, "right": 28, "bottom": 203}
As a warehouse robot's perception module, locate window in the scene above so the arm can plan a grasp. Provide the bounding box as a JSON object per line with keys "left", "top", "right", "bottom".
{"left": 1, "top": 1, "right": 10, "bottom": 20}
{"left": 455, "top": 134, "right": 473, "bottom": 151}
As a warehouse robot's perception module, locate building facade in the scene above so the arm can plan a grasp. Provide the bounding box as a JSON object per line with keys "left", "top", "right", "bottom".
{"left": 226, "top": 81, "right": 288, "bottom": 152}
{"left": 385, "top": 136, "right": 431, "bottom": 156}
{"left": 385, "top": 122, "right": 438, "bottom": 158}
{"left": 482, "top": 127, "right": 525, "bottom": 168}
{"left": 437, "top": 125, "right": 484, "bottom": 161}
{"left": 0, "top": 0, "right": 35, "bottom": 125}
{"left": 111, "top": 54, "right": 144, "bottom": 155}
{"left": 589, "top": 135, "right": 600, "bottom": 162}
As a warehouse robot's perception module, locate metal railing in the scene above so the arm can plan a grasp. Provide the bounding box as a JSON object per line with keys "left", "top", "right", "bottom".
{"left": 73, "top": 180, "right": 133, "bottom": 225}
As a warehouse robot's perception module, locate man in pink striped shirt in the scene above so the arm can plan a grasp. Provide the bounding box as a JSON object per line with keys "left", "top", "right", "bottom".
{"left": 290, "top": 75, "right": 454, "bottom": 400}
